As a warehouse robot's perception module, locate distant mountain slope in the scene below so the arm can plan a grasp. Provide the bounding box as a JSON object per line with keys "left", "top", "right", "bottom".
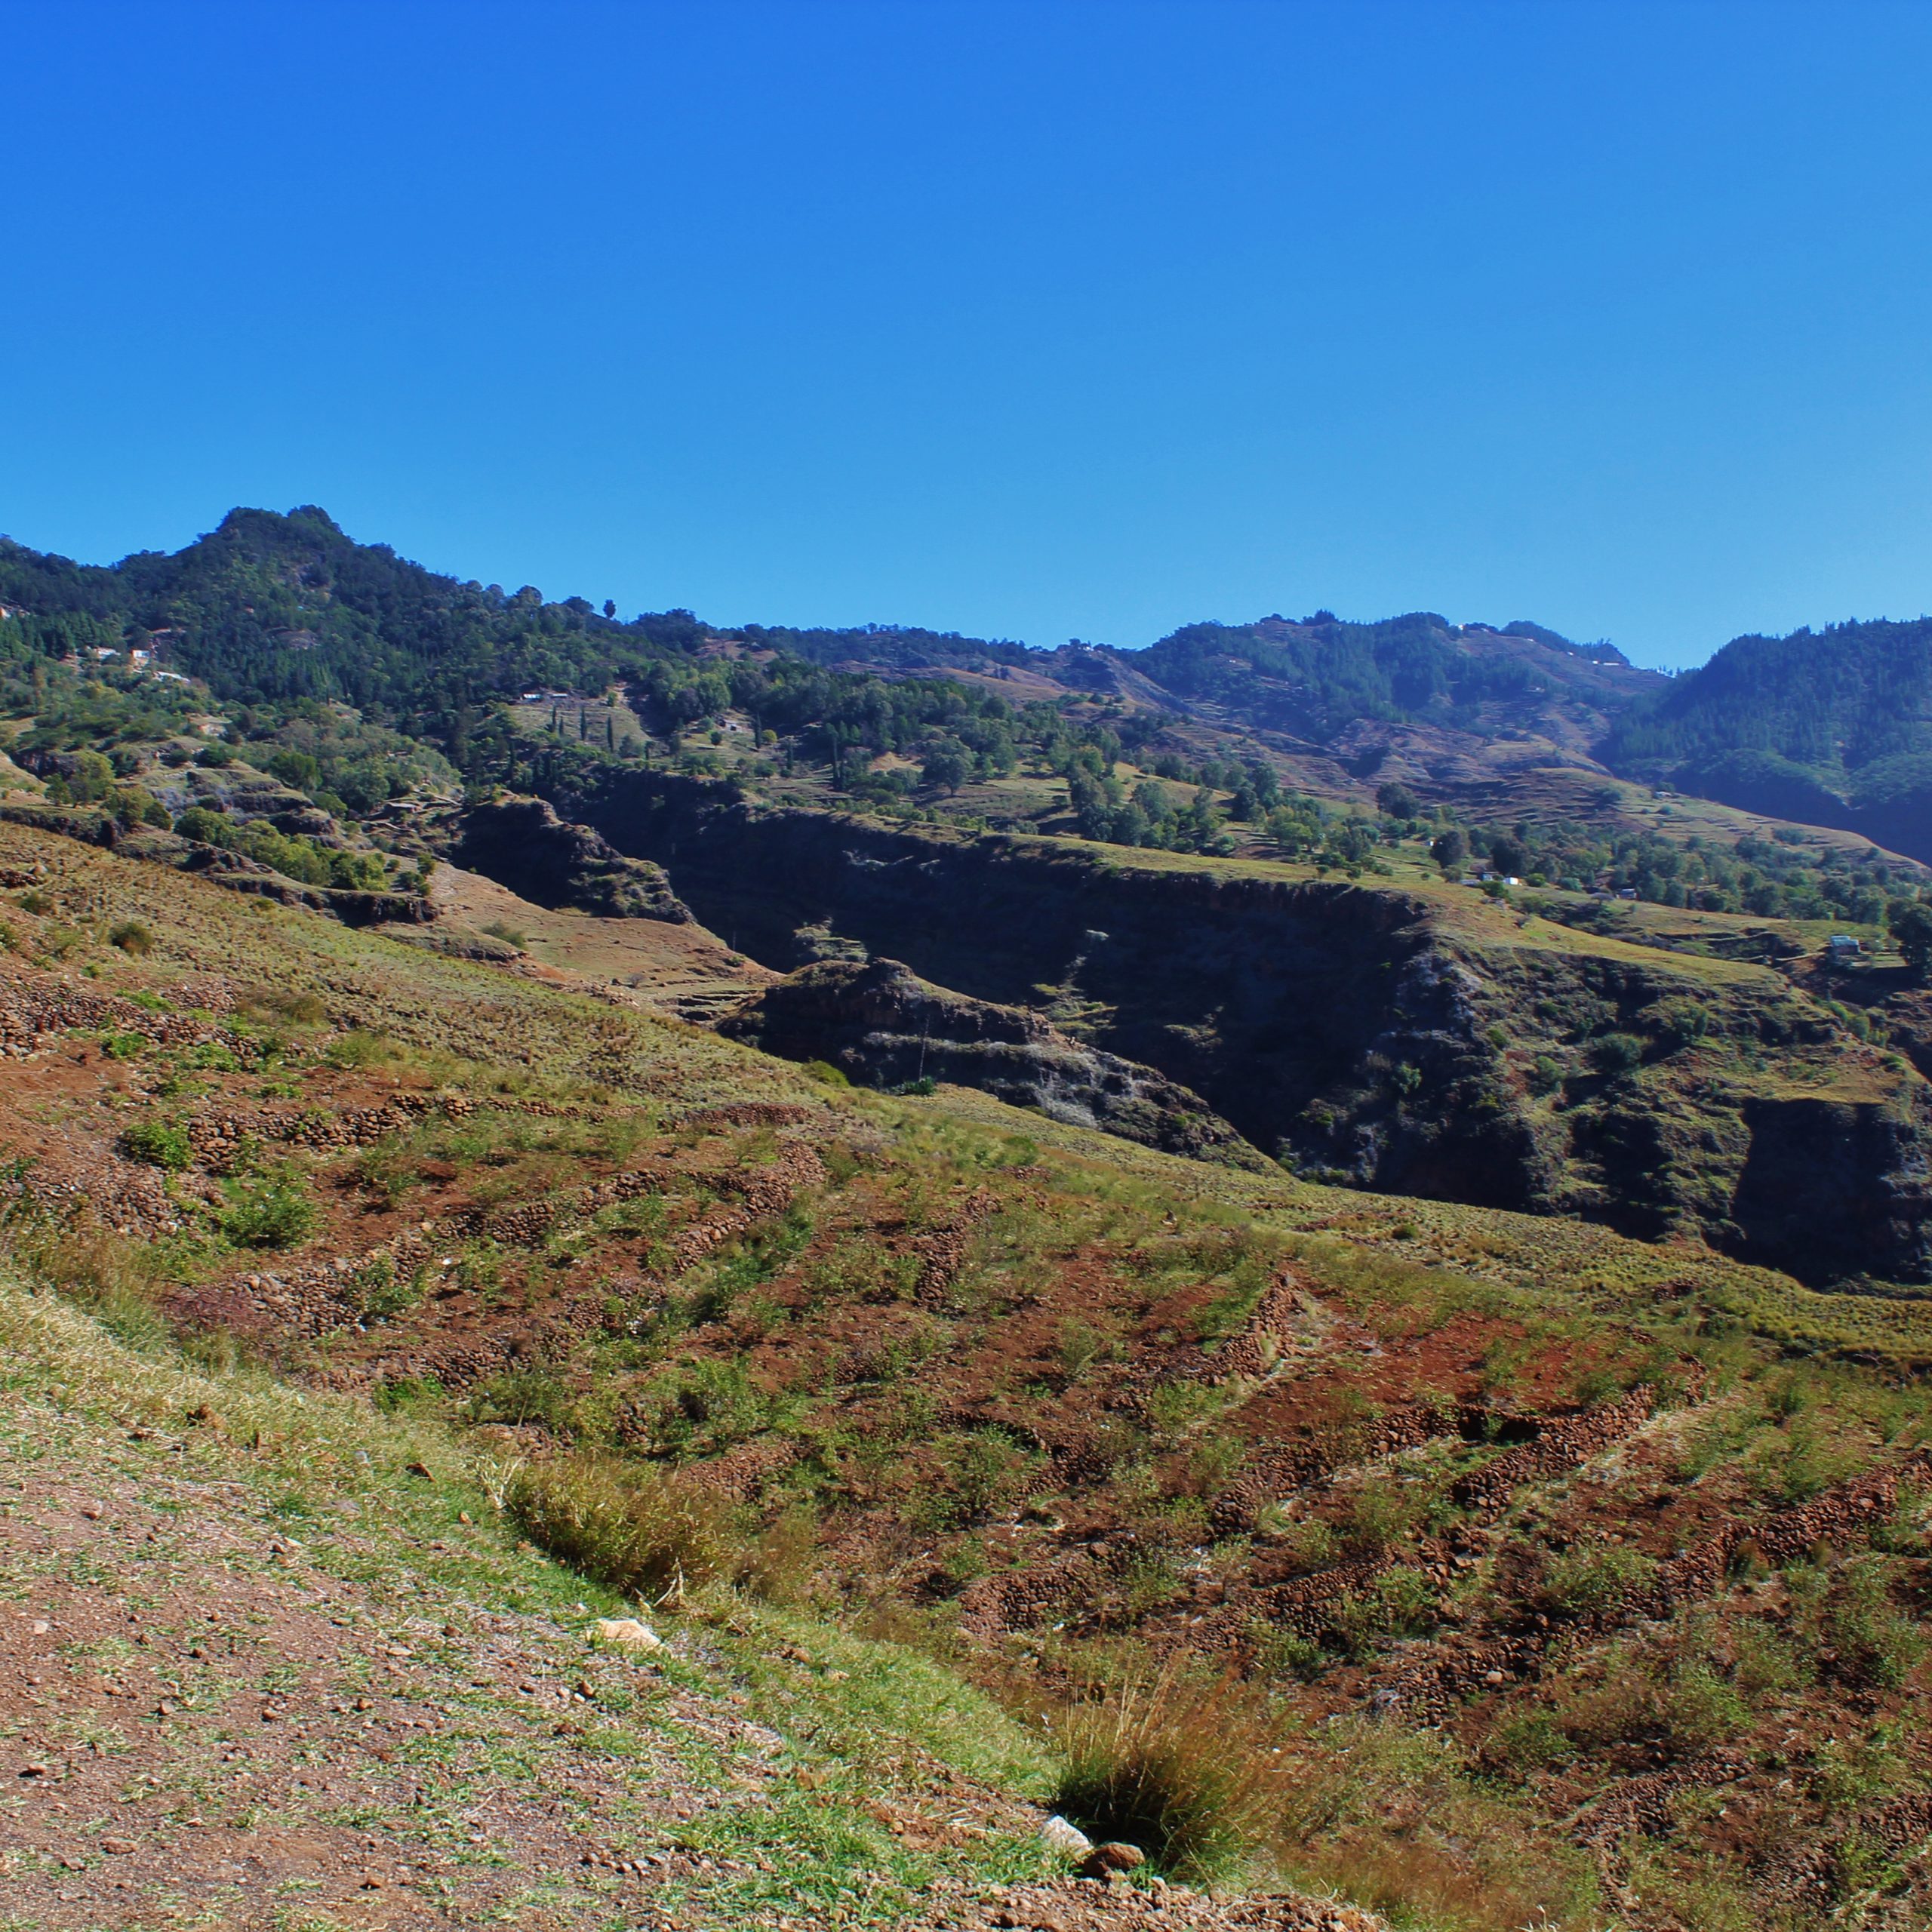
{"left": 0, "top": 506, "right": 670, "bottom": 721}
{"left": 0, "top": 508, "right": 1662, "bottom": 813}
{"left": 14, "top": 503, "right": 1932, "bottom": 865}
{"left": 1602, "top": 617, "right": 1932, "bottom": 860}
{"left": 735, "top": 620, "right": 1036, "bottom": 674}
{"left": 799, "top": 609, "right": 1666, "bottom": 747}
{"left": 1121, "top": 613, "right": 1657, "bottom": 741}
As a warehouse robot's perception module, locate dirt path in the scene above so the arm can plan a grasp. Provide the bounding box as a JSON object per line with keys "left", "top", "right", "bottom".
{"left": 0, "top": 1392, "right": 804, "bottom": 1929}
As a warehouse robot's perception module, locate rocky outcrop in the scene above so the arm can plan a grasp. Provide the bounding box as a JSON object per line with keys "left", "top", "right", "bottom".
{"left": 721, "top": 956, "right": 1269, "bottom": 1168}
{"left": 160, "top": 837, "right": 435, "bottom": 925}
{"left": 0, "top": 808, "right": 434, "bottom": 926}
{"left": 454, "top": 795, "right": 689, "bottom": 921}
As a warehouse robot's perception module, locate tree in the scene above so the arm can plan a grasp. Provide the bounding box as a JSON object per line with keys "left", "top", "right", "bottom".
{"left": 1889, "top": 898, "right": 1932, "bottom": 980}
{"left": 1487, "top": 835, "right": 1527, "bottom": 877}
{"left": 1326, "top": 818, "right": 1377, "bottom": 866}
{"left": 1376, "top": 780, "right": 1420, "bottom": 820}
{"left": 921, "top": 740, "right": 971, "bottom": 795}
{"left": 1430, "top": 826, "right": 1468, "bottom": 873}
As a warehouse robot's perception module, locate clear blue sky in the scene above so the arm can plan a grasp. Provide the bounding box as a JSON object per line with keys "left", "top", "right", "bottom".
{"left": 7, "top": 0, "right": 1932, "bottom": 669}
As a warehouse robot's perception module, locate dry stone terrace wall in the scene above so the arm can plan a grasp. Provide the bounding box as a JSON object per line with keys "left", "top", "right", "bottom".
{"left": 173, "top": 1134, "right": 829, "bottom": 1395}
{"left": 0, "top": 959, "right": 232, "bottom": 1059}
{"left": 961, "top": 1350, "right": 1690, "bottom": 1657}
{"left": 1362, "top": 1447, "right": 1932, "bottom": 1743}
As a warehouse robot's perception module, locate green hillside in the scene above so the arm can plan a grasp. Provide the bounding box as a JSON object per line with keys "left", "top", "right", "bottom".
{"left": 1603, "top": 619, "right": 1932, "bottom": 860}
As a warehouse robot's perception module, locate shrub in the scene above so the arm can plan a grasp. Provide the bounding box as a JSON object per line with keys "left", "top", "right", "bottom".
{"left": 1328, "top": 1565, "right": 1438, "bottom": 1660}
{"left": 622, "top": 1359, "right": 770, "bottom": 1458}
{"left": 373, "top": 1375, "right": 447, "bottom": 1415}
{"left": 1487, "top": 1709, "right": 1574, "bottom": 1771}
{"left": 1732, "top": 1618, "right": 1810, "bottom": 1702}
{"left": 1251, "top": 1623, "right": 1327, "bottom": 1682}
{"left": 351, "top": 1257, "right": 424, "bottom": 1321}
{"left": 506, "top": 1454, "right": 742, "bottom": 1601}
{"left": 1645, "top": 995, "right": 1710, "bottom": 1051}
{"left": 108, "top": 919, "right": 153, "bottom": 955}
{"left": 354, "top": 1142, "right": 420, "bottom": 1210}
{"left": 38, "top": 924, "right": 87, "bottom": 960}
{"left": 1823, "top": 1555, "right": 1925, "bottom": 1688}
{"left": 222, "top": 1175, "right": 317, "bottom": 1249}
{"left": 324, "top": 1029, "right": 396, "bottom": 1069}
{"left": 1555, "top": 1647, "right": 1749, "bottom": 1757}
{"left": 1049, "top": 1666, "right": 1286, "bottom": 1879}
{"left": 1542, "top": 1545, "right": 1657, "bottom": 1618}
{"left": 802, "top": 1059, "right": 850, "bottom": 1087}
{"left": 1812, "top": 1725, "right": 1906, "bottom": 1815}
{"left": 122, "top": 1118, "right": 192, "bottom": 1171}
{"left": 1340, "top": 1477, "right": 1420, "bottom": 1552}
{"left": 241, "top": 987, "right": 327, "bottom": 1026}
{"left": 1057, "top": 1316, "right": 1121, "bottom": 1374}
{"left": 1591, "top": 1032, "right": 1644, "bottom": 1075}
{"left": 1259, "top": 1510, "right": 1340, "bottom": 1571}
{"left": 475, "top": 1366, "right": 576, "bottom": 1430}
{"left": 109, "top": 785, "right": 171, "bottom": 829}
{"left": 912, "top": 1427, "right": 1041, "bottom": 1530}
{"left": 173, "top": 806, "right": 232, "bottom": 845}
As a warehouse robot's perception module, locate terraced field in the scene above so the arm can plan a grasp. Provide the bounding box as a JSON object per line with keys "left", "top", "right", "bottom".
{"left": 2, "top": 822, "right": 1930, "bottom": 1930}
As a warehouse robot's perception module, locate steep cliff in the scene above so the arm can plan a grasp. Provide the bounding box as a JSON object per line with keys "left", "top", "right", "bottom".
{"left": 544, "top": 771, "right": 1932, "bottom": 1283}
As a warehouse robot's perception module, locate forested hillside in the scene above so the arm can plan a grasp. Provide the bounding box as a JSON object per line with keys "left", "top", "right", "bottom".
{"left": 1121, "top": 613, "right": 1657, "bottom": 740}
{"left": 1603, "top": 619, "right": 1932, "bottom": 858}
{"left": 9, "top": 503, "right": 1932, "bottom": 914}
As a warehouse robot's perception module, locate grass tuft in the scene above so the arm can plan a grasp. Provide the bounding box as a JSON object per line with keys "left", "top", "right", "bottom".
{"left": 506, "top": 1451, "right": 745, "bottom": 1603}
{"left": 1048, "top": 1665, "right": 1284, "bottom": 1879}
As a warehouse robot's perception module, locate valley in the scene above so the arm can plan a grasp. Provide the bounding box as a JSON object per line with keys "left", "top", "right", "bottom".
{"left": 2, "top": 509, "right": 1932, "bottom": 1929}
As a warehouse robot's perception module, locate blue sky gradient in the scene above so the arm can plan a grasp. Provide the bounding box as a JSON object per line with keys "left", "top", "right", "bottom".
{"left": 6, "top": 0, "right": 1932, "bottom": 666}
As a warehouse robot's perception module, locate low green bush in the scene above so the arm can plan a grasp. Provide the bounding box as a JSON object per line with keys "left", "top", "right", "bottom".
{"left": 1591, "top": 1032, "right": 1644, "bottom": 1075}
{"left": 1327, "top": 1564, "right": 1438, "bottom": 1660}
{"left": 222, "top": 1174, "right": 316, "bottom": 1248}
{"left": 122, "top": 1118, "right": 192, "bottom": 1171}
{"left": 351, "top": 1256, "right": 424, "bottom": 1321}
{"left": 1542, "top": 1544, "right": 1657, "bottom": 1618}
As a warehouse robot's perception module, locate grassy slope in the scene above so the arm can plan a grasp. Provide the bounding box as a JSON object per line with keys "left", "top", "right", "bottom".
{"left": 0, "top": 1272, "right": 1063, "bottom": 1932}
{"left": 4, "top": 824, "right": 1932, "bottom": 1930}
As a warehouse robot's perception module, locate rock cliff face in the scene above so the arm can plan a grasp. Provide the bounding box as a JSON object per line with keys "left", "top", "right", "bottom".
{"left": 1730, "top": 1096, "right": 1932, "bottom": 1283}
{"left": 721, "top": 956, "right": 1269, "bottom": 1168}
{"left": 544, "top": 771, "right": 1932, "bottom": 1283}
{"left": 454, "top": 796, "right": 689, "bottom": 922}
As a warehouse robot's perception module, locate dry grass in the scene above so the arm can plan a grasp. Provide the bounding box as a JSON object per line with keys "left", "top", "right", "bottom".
{"left": 505, "top": 1451, "right": 746, "bottom": 1603}
{"left": 1046, "top": 1664, "right": 1289, "bottom": 1879}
